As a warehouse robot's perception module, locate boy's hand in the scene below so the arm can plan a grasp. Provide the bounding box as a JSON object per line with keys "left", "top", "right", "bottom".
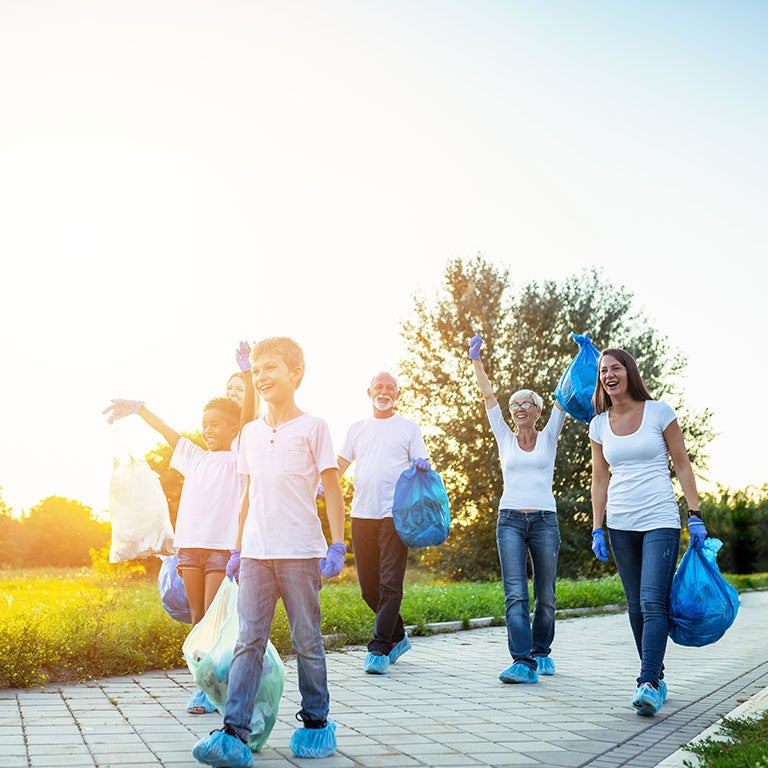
{"left": 236, "top": 341, "right": 252, "bottom": 373}
{"left": 319, "top": 542, "right": 346, "bottom": 579}
{"left": 414, "top": 458, "right": 431, "bottom": 473}
{"left": 469, "top": 334, "right": 483, "bottom": 360}
{"left": 103, "top": 399, "right": 144, "bottom": 424}
{"left": 226, "top": 550, "right": 241, "bottom": 581}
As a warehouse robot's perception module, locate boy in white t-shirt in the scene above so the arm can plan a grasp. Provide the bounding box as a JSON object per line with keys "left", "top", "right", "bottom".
{"left": 103, "top": 394, "right": 244, "bottom": 714}
{"left": 337, "top": 371, "right": 431, "bottom": 676}
{"left": 192, "top": 337, "right": 347, "bottom": 767}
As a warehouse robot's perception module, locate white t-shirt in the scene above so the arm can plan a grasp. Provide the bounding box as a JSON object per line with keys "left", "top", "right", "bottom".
{"left": 588, "top": 399, "right": 681, "bottom": 531}
{"left": 169, "top": 437, "right": 242, "bottom": 550}
{"left": 237, "top": 413, "right": 337, "bottom": 559}
{"left": 487, "top": 404, "right": 565, "bottom": 512}
{"left": 339, "top": 414, "right": 429, "bottom": 520}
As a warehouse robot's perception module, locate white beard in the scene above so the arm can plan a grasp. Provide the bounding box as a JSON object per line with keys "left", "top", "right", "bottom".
{"left": 373, "top": 396, "right": 394, "bottom": 411}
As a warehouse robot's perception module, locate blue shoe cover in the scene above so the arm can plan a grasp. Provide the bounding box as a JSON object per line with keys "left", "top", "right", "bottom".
{"left": 363, "top": 652, "right": 390, "bottom": 674}
{"left": 499, "top": 662, "right": 538, "bottom": 684}
{"left": 290, "top": 720, "right": 337, "bottom": 758}
{"left": 631, "top": 682, "right": 663, "bottom": 716}
{"left": 389, "top": 635, "right": 412, "bottom": 664}
{"left": 534, "top": 656, "right": 556, "bottom": 675}
{"left": 187, "top": 689, "right": 216, "bottom": 714}
{"left": 192, "top": 729, "right": 253, "bottom": 767}
{"left": 658, "top": 680, "right": 668, "bottom": 703}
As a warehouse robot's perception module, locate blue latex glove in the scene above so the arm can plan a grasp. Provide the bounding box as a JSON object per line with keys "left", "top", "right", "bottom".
{"left": 591, "top": 528, "right": 609, "bottom": 562}
{"left": 226, "top": 549, "right": 241, "bottom": 581}
{"left": 316, "top": 482, "right": 325, "bottom": 500}
{"left": 236, "top": 340, "right": 252, "bottom": 373}
{"left": 103, "top": 399, "right": 144, "bottom": 424}
{"left": 319, "top": 542, "right": 346, "bottom": 578}
{"left": 688, "top": 516, "right": 708, "bottom": 548}
{"left": 469, "top": 334, "right": 483, "bottom": 360}
{"left": 414, "top": 458, "right": 431, "bottom": 473}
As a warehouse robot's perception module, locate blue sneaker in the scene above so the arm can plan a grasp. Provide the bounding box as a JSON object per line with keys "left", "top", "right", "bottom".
{"left": 363, "top": 652, "right": 390, "bottom": 674}
{"left": 499, "top": 662, "right": 539, "bottom": 684}
{"left": 534, "top": 656, "right": 556, "bottom": 675}
{"left": 389, "top": 635, "right": 412, "bottom": 664}
{"left": 290, "top": 720, "right": 337, "bottom": 758}
{"left": 631, "top": 682, "right": 664, "bottom": 716}
{"left": 192, "top": 728, "right": 253, "bottom": 767}
{"left": 187, "top": 689, "right": 216, "bottom": 714}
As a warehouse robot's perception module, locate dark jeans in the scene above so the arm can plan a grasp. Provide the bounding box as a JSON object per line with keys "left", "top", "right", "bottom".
{"left": 608, "top": 527, "right": 680, "bottom": 685}
{"left": 496, "top": 509, "right": 560, "bottom": 670}
{"left": 351, "top": 517, "right": 408, "bottom": 655}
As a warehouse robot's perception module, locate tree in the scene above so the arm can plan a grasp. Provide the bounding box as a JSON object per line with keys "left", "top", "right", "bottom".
{"left": 20, "top": 496, "right": 110, "bottom": 567}
{"left": 398, "top": 256, "right": 714, "bottom": 580}
{"left": 0, "top": 489, "right": 23, "bottom": 568}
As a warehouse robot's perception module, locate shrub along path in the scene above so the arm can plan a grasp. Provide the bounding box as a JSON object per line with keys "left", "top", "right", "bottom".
{"left": 2, "top": 591, "right": 767, "bottom": 768}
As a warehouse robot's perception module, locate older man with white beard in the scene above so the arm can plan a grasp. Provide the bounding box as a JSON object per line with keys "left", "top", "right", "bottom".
{"left": 337, "top": 371, "right": 431, "bottom": 675}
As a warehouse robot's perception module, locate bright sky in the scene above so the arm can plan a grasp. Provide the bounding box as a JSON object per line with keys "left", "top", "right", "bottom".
{"left": 1, "top": 1, "right": 766, "bottom": 519}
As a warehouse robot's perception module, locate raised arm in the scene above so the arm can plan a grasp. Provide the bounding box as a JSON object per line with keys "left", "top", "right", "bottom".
{"left": 235, "top": 340, "right": 261, "bottom": 427}
{"left": 103, "top": 399, "right": 181, "bottom": 448}
{"left": 468, "top": 334, "right": 498, "bottom": 410}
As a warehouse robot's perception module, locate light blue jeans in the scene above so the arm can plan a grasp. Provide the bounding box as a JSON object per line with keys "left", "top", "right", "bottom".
{"left": 608, "top": 527, "right": 680, "bottom": 685}
{"left": 496, "top": 509, "right": 560, "bottom": 669}
{"left": 223, "top": 558, "right": 329, "bottom": 742}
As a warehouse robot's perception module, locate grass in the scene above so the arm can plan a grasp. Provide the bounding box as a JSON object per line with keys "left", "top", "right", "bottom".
{"left": 682, "top": 710, "right": 768, "bottom": 767}
{"left": 1, "top": 566, "right": 766, "bottom": 690}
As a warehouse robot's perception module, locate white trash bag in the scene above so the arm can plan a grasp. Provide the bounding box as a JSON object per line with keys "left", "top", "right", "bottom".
{"left": 108, "top": 449, "right": 176, "bottom": 562}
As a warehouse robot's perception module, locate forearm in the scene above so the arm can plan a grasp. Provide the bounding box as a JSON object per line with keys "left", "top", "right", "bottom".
{"left": 137, "top": 406, "right": 181, "bottom": 448}
{"left": 591, "top": 481, "right": 608, "bottom": 529}
{"left": 472, "top": 359, "right": 497, "bottom": 409}
{"left": 234, "top": 484, "right": 249, "bottom": 549}
{"left": 321, "top": 470, "right": 346, "bottom": 542}
{"left": 676, "top": 463, "right": 700, "bottom": 513}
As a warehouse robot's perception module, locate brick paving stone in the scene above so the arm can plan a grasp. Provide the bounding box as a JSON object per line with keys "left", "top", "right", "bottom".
{"left": 3, "top": 590, "right": 765, "bottom": 767}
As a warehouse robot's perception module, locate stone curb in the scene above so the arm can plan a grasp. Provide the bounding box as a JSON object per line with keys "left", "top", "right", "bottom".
{"left": 322, "top": 602, "right": 628, "bottom": 646}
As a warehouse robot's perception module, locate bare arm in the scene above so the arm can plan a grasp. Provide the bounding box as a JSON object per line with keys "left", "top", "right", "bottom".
{"left": 240, "top": 371, "right": 261, "bottom": 428}
{"left": 234, "top": 476, "right": 250, "bottom": 549}
{"left": 136, "top": 405, "right": 182, "bottom": 449}
{"left": 320, "top": 467, "right": 346, "bottom": 543}
{"left": 663, "top": 419, "right": 700, "bottom": 512}
{"left": 590, "top": 439, "right": 610, "bottom": 530}
{"left": 471, "top": 358, "right": 498, "bottom": 410}
{"left": 336, "top": 456, "right": 351, "bottom": 478}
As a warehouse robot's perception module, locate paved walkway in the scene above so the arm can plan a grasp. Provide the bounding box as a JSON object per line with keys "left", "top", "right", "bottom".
{"left": 2, "top": 591, "right": 766, "bottom": 768}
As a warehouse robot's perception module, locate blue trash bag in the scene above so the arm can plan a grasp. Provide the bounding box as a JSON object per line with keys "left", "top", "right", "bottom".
{"left": 158, "top": 555, "right": 192, "bottom": 624}
{"left": 183, "top": 578, "right": 285, "bottom": 752}
{"left": 392, "top": 462, "right": 450, "bottom": 548}
{"left": 554, "top": 332, "right": 600, "bottom": 423}
{"left": 668, "top": 538, "right": 740, "bottom": 647}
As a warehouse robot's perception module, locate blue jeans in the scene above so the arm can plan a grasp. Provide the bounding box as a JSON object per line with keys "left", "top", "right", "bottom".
{"left": 223, "top": 558, "right": 329, "bottom": 742}
{"left": 496, "top": 510, "right": 560, "bottom": 669}
{"left": 608, "top": 527, "right": 680, "bottom": 685}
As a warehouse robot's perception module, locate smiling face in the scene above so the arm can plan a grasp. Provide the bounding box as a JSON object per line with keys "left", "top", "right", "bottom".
{"left": 598, "top": 353, "right": 628, "bottom": 399}
{"left": 201, "top": 406, "right": 239, "bottom": 451}
{"left": 251, "top": 352, "right": 302, "bottom": 406}
{"left": 225, "top": 373, "right": 245, "bottom": 406}
{"left": 368, "top": 372, "right": 399, "bottom": 417}
{"left": 509, "top": 390, "right": 542, "bottom": 429}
